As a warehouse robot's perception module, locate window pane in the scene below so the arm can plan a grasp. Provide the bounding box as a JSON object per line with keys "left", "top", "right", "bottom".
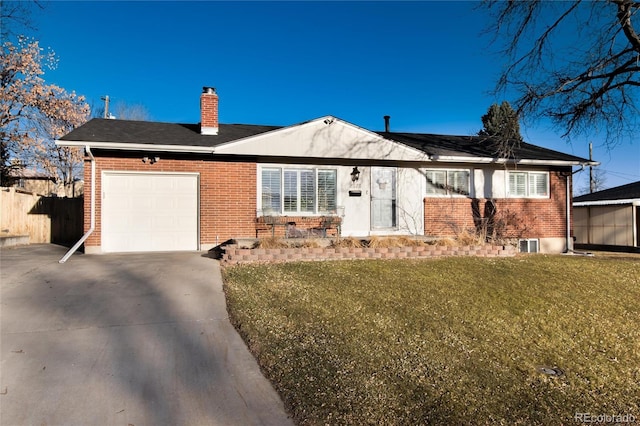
{"left": 509, "top": 173, "right": 526, "bottom": 197}
{"left": 529, "top": 173, "right": 548, "bottom": 196}
{"left": 300, "top": 170, "right": 315, "bottom": 212}
{"left": 318, "top": 170, "right": 337, "bottom": 213}
{"left": 448, "top": 171, "right": 470, "bottom": 196}
{"left": 283, "top": 170, "right": 297, "bottom": 212}
{"left": 425, "top": 170, "right": 447, "bottom": 195}
{"left": 261, "top": 168, "right": 281, "bottom": 213}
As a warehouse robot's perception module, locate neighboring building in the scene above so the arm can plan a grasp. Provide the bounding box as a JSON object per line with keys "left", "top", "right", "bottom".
{"left": 574, "top": 181, "right": 640, "bottom": 252}
{"left": 7, "top": 168, "right": 58, "bottom": 196}
{"left": 6, "top": 168, "right": 84, "bottom": 198}
{"left": 56, "top": 87, "right": 595, "bottom": 254}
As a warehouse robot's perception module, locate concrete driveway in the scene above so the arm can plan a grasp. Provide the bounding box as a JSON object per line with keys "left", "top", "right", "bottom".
{"left": 0, "top": 244, "right": 293, "bottom": 426}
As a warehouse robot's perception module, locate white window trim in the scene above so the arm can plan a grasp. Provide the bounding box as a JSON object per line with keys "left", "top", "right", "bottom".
{"left": 507, "top": 171, "right": 550, "bottom": 199}
{"left": 519, "top": 238, "right": 540, "bottom": 253}
{"left": 424, "top": 168, "right": 472, "bottom": 197}
{"left": 258, "top": 165, "right": 338, "bottom": 216}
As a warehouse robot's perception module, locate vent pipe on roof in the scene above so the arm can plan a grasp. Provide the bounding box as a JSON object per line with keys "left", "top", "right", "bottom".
{"left": 384, "top": 115, "right": 390, "bottom": 132}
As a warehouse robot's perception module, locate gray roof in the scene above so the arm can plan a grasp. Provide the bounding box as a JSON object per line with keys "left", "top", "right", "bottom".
{"left": 60, "top": 118, "right": 281, "bottom": 147}
{"left": 573, "top": 181, "right": 640, "bottom": 202}
{"left": 61, "top": 118, "right": 592, "bottom": 164}
{"left": 374, "top": 131, "right": 589, "bottom": 163}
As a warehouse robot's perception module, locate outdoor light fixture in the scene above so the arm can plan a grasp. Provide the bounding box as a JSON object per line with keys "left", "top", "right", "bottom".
{"left": 350, "top": 166, "right": 360, "bottom": 182}
{"left": 142, "top": 156, "right": 160, "bottom": 164}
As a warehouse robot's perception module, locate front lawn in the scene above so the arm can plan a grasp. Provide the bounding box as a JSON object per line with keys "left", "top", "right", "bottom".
{"left": 223, "top": 255, "right": 640, "bottom": 425}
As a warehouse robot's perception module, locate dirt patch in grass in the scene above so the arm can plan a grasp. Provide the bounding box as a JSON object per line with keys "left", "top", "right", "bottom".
{"left": 223, "top": 255, "right": 640, "bottom": 425}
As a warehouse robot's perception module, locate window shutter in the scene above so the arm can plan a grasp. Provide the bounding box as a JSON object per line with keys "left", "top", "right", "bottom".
{"left": 509, "top": 173, "right": 526, "bottom": 197}
{"left": 283, "top": 170, "right": 298, "bottom": 212}
{"left": 261, "top": 169, "right": 281, "bottom": 212}
{"left": 318, "top": 170, "right": 337, "bottom": 212}
{"left": 426, "top": 170, "right": 447, "bottom": 195}
{"left": 300, "top": 170, "right": 315, "bottom": 212}
{"left": 529, "top": 173, "right": 548, "bottom": 196}
{"left": 448, "top": 170, "right": 470, "bottom": 196}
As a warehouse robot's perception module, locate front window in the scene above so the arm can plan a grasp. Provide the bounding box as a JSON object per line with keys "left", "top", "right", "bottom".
{"left": 425, "top": 169, "right": 470, "bottom": 196}
{"left": 508, "top": 172, "right": 549, "bottom": 198}
{"left": 261, "top": 167, "right": 337, "bottom": 214}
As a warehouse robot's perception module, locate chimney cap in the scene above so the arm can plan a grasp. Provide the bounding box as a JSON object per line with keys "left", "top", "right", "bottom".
{"left": 202, "top": 86, "right": 216, "bottom": 94}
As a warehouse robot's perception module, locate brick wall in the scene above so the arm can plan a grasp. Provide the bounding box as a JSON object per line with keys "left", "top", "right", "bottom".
{"left": 222, "top": 243, "right": 516, "bottom": 265}
{"left": 83, "top": 154, "right": 256, "bottom": 249}
{"left": 424, "top": 170, "right": 570, "bottom": 239}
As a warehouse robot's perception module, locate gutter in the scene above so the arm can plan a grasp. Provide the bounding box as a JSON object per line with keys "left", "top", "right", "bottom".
{"left": 56, "top": 141, "right": 599, "bottom": 168}
{"left": 56, "top": 140, "right": 217, "bottom": 154}
{"left": 417, "top": 155, "right": 598, "bottom": 167}
{"left": 574, "top": 199, "right": 640, "bottom": 207}
{"left": 59, "top": 146, "right": 95, "bottom": 264}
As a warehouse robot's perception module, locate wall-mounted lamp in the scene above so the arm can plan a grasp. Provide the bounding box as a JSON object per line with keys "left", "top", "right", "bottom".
{"left": 350, "top": 166, "right": 361, "bottom": 182}
{"left": 142, "top": 156, "right": 160, "bottom": 164}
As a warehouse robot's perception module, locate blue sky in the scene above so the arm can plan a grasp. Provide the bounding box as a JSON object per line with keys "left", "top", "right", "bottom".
{"left": 24, "top": 1, "right": 640, "bottom": 193}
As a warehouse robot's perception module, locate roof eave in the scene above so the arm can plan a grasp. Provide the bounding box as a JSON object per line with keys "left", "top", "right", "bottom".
{"left": 55, "top": 140, "right": 216, "bottom": 154}
{"left": 574, "top": 199, "right": 640, "bottom": 206}
{"left": 429, "top": 155, "right": 596, "bottom": 167}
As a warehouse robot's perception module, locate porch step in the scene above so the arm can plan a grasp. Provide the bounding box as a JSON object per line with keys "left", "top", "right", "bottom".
{"left": 0, "top": 234, "right": 30, "bottom": 248}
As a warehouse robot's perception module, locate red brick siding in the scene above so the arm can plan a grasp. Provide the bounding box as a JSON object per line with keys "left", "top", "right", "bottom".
{"left": 83, "top": 155, "right": 256, "bottom": 249}
{"left": 255, "top": 216, "right": 341, "bottom": 238}
{"left": 424, "top": 171, "right": 570, "bottom": 239}
{"left": 200, "top": 91, "right": 218, "bottom": 129}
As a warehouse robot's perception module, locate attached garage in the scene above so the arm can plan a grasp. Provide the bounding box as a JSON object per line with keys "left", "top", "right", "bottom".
{"left": 102, "top": 172, "right": 199, "bottom": 252}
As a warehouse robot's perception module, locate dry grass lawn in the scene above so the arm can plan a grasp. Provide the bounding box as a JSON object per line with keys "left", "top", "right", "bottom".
{"left": 223, "top": 254, "right": 640, "bottom": 425}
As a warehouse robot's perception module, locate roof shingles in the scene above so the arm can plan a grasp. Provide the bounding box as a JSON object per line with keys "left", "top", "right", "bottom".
{"left": 61, "top": 118, "right": 591, "bottom": 164}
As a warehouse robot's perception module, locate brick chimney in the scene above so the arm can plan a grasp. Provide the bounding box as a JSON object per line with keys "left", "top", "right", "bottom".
{"left": 201, "top": 86, "right": 218, "bottom": 135}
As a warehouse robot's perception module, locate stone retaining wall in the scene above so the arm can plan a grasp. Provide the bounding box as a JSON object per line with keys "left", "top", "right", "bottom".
{"left": 221, "top": 244, "right": 516, "bottom": 265}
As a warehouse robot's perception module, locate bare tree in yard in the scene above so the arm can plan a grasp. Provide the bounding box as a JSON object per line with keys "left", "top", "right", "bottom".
{"left": 93, "top": 100, "right": 151, "bottom": 121}
{"left": 1, "top": 38, "right": 89, "bottom": 190}
{"left": 482, "top": 0, "right": 640, "bottom": 150}
{"left": 0, "top": 0, "right": 44, "bottom": 41}
{"left": 478, "top": 101, "right": 524, "bottom": 159}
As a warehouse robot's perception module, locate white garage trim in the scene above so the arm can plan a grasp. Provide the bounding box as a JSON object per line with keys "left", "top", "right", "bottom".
{"left": 102, "top": 171, "right": 199, "bottom": 253}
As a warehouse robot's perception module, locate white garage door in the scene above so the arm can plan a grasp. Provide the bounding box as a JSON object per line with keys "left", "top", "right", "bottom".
{"left": 103, "top": 172, "right": 199, "bottom": 252}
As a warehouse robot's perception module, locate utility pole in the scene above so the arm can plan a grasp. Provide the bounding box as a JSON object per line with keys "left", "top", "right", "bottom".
{"left": 589, "top": 142, "right": 595, "bottom": 193}
{"left": 101, "top": 95, "right": 110, "bottom": 119}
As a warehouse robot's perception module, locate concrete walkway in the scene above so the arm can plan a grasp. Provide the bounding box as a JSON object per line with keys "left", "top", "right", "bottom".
{"left": 0, "top": 245, "right": 293, "bottom": 425}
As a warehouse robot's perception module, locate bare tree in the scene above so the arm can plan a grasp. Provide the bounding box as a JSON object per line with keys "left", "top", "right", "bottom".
{"left": 578, "top": 168, "right": 608, "bottom": 195}
{"left": 93, "top": 100, "right": 151, "bottom": 121}
{"left": 1, "top": 38, "right": 89, "bottom": 189}
{"left": 482, "top": 0, "right": 640, "bottom": 149}
{"left": 0, "top": 0, "right": 44, "bottom": 41}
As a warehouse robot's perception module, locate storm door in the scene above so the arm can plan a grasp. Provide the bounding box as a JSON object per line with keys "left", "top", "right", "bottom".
{"left": 371, "top": 167, "right": 397, "bottom": 229}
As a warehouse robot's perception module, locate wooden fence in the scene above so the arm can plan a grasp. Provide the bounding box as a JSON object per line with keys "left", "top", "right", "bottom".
{"left": 0, "top": 187, "right": 83, "bottom": 244}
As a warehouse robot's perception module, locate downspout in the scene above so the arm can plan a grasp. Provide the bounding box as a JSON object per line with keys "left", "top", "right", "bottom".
{"left": 565, "top": 172, "right": 571, "bottom": 253}
{"left": 59, "top": 146, "right": 95, "bottom": 263}
{"left": 564, "top": 165, "right": 584, "bottom": 253}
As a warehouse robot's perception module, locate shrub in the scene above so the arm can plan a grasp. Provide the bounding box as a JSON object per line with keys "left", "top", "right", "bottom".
{"left": 330, "top": 237, "right": 364, "bottom": 248}
{"left": 252, "top": 237, "right": 289, "bottom": 249}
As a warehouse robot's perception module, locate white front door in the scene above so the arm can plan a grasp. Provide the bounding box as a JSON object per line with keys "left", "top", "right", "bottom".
{"left": 102, "top": 172, "right": 199, "bottom": 252}
{"left": 371, "top": 167, "right": 397, "bottom": 230}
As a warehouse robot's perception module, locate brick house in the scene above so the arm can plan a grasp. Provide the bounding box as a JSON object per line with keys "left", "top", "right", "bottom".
{"left": 57, "top": 87, "right": 595, "bottom": 254}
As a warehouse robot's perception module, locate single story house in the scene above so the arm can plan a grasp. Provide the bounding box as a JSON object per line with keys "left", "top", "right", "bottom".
{"left": 573, "top": 181, "right": 640, "bottom": 252}
{"left": 7, "top": 168, "right": 58, "bottom": 196}
{"left": 57, "top": 87, "right": 596, "bottom": 255}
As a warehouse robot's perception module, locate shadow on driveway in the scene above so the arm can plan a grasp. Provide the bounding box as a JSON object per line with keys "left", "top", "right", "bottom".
{"left": 0, "top": 244, "right": 292, "bottom": 425}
